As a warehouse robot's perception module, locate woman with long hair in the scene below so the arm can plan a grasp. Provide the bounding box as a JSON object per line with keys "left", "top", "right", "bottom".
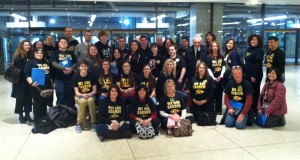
{"left": 207, "top": 41, "right": 226, "bottom": 115}
{"left": 189, "top": 62, "right": 215, "bottom": 122}
{"left": 125, "top": 40, "right": 146, "bottom": 75}
{"left": 129, "top": 85, "right": 160, "bottom": 135}
{"left": 11, "top": 39, "right": 33, "bottom": 123}
{"left": 95, "top": 84, "right": 132, "bottom": 141}
{"left": 110, "top": 48, "right": 124, "bottom": 76}
{"left": 136, "top": 64, "right": 157, "bottom": 104}
{"left": 98, "top": 58, "right": 117, "bottom": 101}
{"left": 86, "top": 44, "right": 102, "bottom": 75}
{"left": 223, "top": 38, "right": 244, "bottom": 86}
{"left": 244, "top": 34, "right": 264, "bottom": 115}
{"left": 117, "top": 60, "right": 137, "bottom": 106}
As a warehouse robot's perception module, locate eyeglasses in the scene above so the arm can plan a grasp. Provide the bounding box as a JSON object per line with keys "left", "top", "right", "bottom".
{"left": 232, "top": 65, "right": 241, "bottom": 69}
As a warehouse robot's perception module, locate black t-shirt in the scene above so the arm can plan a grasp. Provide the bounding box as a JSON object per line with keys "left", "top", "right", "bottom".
{"left": 95, "top": 41, "right": 111, "bottom": 59}
{"left": 266, "top": 47, "right": 285, "bottom": 74}
{"left": 159, "top": 93, "right": 186, "bottom": 116}
{"left": 136, "top": 74, "right": 156, "bottom": 94}
{"left": 44, "top": 45, "right": 55, "bottom": 60}
{"left": 170, "top": 54, "right": 186, "bottom": 79}
{"left": 225, "top": 79, "right": 254, "bottom": 104}
{"left": 189, "top": 76, "right": 216, "bottom": 101}
{"left": 24, "top": 58, "right": 52, "bottom": 89}
{"left": 72, "top": 72, "right": 97, "bottom": 94}
{"left": 98, "top": 73, "right": 117, "bottom": 94}
{"left": 207, "top": 56, "right": 225, "bottom": 78}
{"left": 50, "top": 50, "right": 77, "bottom": 81}
{"left": 117, "top": 72, "right": 136, "bottom": 89}
{"left": 176, "top": 47, "right": 188, "bottom": 61}
{"left": 147, "top": 53, "right": 164, "bottom": 78}
{"left": 97, "top": 98, "right": 126, "bottom": 124}
{"left": 129, "top": 97, "right": 156, "bottom": 119}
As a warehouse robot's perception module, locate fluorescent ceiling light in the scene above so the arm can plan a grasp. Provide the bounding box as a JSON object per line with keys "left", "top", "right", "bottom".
{"left": 177, "top": 23, "right": 189, "bottom": 26}
{"left": 10, "top": 13, "right": 27, "bottom": 21}
{"left": 150, "top": 14, "right": 166, "bottom": 21}
{"left": 247, "top": 15, "right": 288, "bottom": 23}
{"left": 222, "top": 22, "right": 240, "bottom": 25}
{"left": 90, "top": 14, "right": 96, "bottom": 22}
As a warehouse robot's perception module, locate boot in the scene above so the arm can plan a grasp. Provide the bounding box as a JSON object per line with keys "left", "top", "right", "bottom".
{"left": 24, "top": 113, "right": 34, "bottom": 122}
{"left": 19, "top": 114, "right": 26, "bottom": 124}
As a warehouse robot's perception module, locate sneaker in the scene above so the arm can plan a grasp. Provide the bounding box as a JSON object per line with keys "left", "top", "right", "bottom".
{"left": 98, "top": 135, "right": 105, "bottom": 142}
{"left": 91, "top": 124, "right": 96, "bottom": 132}
{"left": 75, "top": 124, "right": 82, "bottom": 133}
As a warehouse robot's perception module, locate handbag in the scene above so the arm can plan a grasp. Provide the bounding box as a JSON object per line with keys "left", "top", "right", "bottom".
{"left": 40, "top": 89, "right": 54, "bottom": 97}
{"left": 135, "top": 122, "right": 155, "bottom": 139}
{"left": 197, "top": 111, "right": 217, "bottom": 126}
{"left": 36, "top": 86, "right": 53, "bottom": 97}
{"left": 173, "top": 119, "right": 192, "bottom": 137}
{"left": 4, "top": 63, "right": 21, "bottom": 83}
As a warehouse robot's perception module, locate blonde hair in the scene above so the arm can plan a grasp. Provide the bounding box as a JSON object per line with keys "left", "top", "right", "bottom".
{"left": 162, "top": 59, "right": 176, "bottom": 78}
{"left": 164, "top": 79, "right": 176, "bottom": 94}
{"left": 13, "top": 39, "right": 32, "bottom": 59}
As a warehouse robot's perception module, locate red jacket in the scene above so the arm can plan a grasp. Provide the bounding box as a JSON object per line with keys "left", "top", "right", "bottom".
{"left": 257, "top": 81, "right": 287, "bottom": 115}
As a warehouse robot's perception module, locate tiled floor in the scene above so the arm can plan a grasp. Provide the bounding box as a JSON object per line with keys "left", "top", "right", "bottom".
{"left": 1, "top": 66, "right": 300, "bottom": 160}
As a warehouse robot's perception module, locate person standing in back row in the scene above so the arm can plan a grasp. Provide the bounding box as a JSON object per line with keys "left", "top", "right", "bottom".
{"left": 95, "top": 31, "right": 111, "bottom": 59}
{"left": 265, "top": 36, "right": 285, "bottom": 82}
{"left": 63, "top": 27, "right": 79, "bottom": 54}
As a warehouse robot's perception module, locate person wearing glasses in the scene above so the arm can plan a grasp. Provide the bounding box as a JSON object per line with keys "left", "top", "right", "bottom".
{"left": 224, "top": 66, "right": 253, "bottom": 129}
{"left": 257, "top": 67, "right": 287, "bottom": 128}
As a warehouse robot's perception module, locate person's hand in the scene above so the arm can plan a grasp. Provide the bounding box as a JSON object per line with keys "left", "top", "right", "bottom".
{"left": 172, "top": 114, "right": 181, "bottom": 122}
{"left": 228, "top": 108, "right": 235, "bottom": 115}
{"left": 178, "top": 78, "right": 183, "bottom": 84}
{"left": 251, "top": 77, "right": 256, "bottom": 83}
{"left": 31, "top": 82, "right": 38, "bottom": 87}
{"left": 237, "top": 114, "right": 245, "bottom": 123}
{"left": 144, "top": 119, "right": 151, "bottom": 126}
{"left": 111, "top": 121, "right": 119, "bottom": 130}
{"left": 199, "top": 100, "right": 207, "bottom": 105}
{"left": 216, "top": 77, "right": 222, "bottom": 83}
{"left": 82, "top": 94, "right": 89, "bottom": 99}
{"left": 257, "top": 110, "right": 262, "bottom": 116}
{"left": 63, "top": 68, "right": 72, "bottom": 75}
{"left": 265, "top": 112, "right": 269, "bottom": 118}
{"left": 101, "top": 93, "right": 107, "bottom": 97}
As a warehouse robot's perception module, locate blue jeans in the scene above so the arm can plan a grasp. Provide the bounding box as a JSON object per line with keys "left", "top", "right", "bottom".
{"left": 55, "top": 79, "right": 75, "bottom": 108}
{"left": 225, "top": 113, "right": 248, "bottom": 129}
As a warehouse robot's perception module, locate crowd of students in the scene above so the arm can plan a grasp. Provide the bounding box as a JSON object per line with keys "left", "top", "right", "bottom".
{"left": 11, "top": 27, "right": 287, "bottom": 141}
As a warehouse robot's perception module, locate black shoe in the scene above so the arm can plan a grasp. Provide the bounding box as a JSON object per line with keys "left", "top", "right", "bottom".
{"left": 155, "top": 130, "right": 159, "bottom": 135}
{"left": 19, "top": 116, "right": 26, "bottom": 124}
{"left": 217, "top": 112, "right": 222, "bottom": 115}
{"left": 278, "top": 116, "right": 286, "bottom": 126}
{"left": 25, "top": 116, "right": 34, "bottom": 122}
{"left": 98, "top": 135, "right": 105, "bottom": 142}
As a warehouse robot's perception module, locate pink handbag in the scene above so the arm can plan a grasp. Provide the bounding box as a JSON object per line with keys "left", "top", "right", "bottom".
{"left": 167, "top": 118, "right": 175, "bottom": 128}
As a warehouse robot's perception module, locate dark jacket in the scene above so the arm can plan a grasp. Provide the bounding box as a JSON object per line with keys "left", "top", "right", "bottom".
{"left": 11, "top": 54, "right": 31, "bottom": 100}
{"left": 186, "top": 45, "right": 208, "bottom": 81}
{"left": 244, "top": 46, "right": 264, "bottom": 79}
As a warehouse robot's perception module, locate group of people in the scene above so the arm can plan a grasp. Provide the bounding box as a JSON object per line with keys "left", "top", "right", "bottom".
{"left": 11, "top": 27, "right": 287, "bottom": 141}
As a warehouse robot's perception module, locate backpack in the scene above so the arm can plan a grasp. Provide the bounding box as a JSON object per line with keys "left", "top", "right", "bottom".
{"left": 48, "top": 105, "right": 77, "bottom": 128}
{"left": 173, "top": 119, "right": 193, "bottom": 137}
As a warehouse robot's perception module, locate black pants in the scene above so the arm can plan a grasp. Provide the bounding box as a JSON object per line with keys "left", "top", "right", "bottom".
{"left": 246, "top": 77, "right": 262, "bottom": 114}
{"left": 213, "top": 81, "right": 223, "bottom": 113}
{"left": 96, "top": 122, "right": 131, "bottom": 138}
{"left": 31, "top": 88, "right": 53, "bottom": 123}
{"left": 129, "top": 118, "right": 161, "bottom": 133}
{"left": 14, "top": 87, "right": 32, "bottom": 114}
{"left": 262, "top": 115, "right": 285, "bottom": 128}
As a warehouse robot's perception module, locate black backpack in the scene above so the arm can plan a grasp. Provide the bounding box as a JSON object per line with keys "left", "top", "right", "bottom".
{"left": 48, "top": 105, "right": 77, "bottom": 128}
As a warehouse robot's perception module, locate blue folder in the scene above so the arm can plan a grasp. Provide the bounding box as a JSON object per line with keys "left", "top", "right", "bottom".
{"left": 59, "top": 58, "right": 72, "bottom": 68}
{"left": 32, "top": 68, "right": 45, "bottom": 85}
{"left": 230, "top": 100, "right": 243, "bottom": 115}
{"left": 256, "top": 112, "right": 267, "bottom": 126}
